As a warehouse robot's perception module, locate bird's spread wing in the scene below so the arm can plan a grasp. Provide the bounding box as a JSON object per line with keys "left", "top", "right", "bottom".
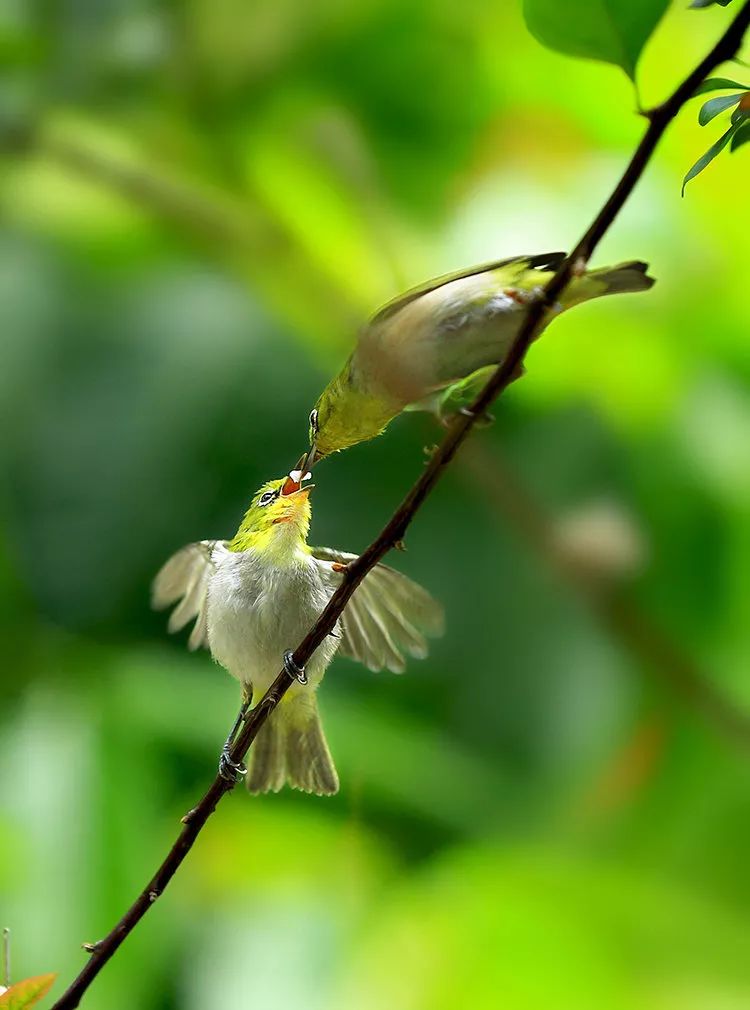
{"left": 151, "top": 540, "right": 223, "bottom": 651}
{"left": 370, "top": 252, "right": 566, "bottom": 326}
{"left": 312, "top": 547, "right": 444, "bottom": 673}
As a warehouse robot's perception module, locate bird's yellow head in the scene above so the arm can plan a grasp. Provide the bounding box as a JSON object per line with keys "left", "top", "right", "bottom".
{"left": 229, "top": 475, "right": 313, "bottom": 557}
{"left": 307, "top": 373, "right": 396, "bottom": 462}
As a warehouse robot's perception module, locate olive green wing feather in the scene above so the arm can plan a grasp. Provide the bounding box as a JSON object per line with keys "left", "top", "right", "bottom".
{"left": 370, "top": 252, "right": 566, "bottom": 326}
{"left": 152, "top": 539, "right": 223, "bottom": 651}
{"left": 312, "top": 547, "right": 444, "bottom": 673}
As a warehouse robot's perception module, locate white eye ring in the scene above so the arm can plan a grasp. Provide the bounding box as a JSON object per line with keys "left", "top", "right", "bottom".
{"left": 309, "top": 408, "right": 319, "bottom": 432}
{"left": 258, "top": 491, "right": 277, "bottom": 507}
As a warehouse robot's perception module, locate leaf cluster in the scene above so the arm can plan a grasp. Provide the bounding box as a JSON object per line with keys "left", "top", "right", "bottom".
{"left": 684, "top": 76, "right": 750, "bottom": 191}
{"left": 523, "top": 0, "right": 749, "bottom": 191}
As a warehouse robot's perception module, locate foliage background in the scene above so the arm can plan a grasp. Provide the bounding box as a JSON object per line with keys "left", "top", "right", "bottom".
{"left": 2, "top": 1, "right": 750, "bottom": 1007}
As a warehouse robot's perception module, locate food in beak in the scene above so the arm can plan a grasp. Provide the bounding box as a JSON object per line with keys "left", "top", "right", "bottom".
{"left": 281, "top": 470, "right": 313, "bottom": 496}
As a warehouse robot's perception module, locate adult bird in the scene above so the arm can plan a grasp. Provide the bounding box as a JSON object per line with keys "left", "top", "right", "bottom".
{"left": 303, "top": 252, "right": 655, "bottom": 466}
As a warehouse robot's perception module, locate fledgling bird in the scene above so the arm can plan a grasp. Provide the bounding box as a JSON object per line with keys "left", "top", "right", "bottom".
{"left": 304, "top": 253, "right": 655, "bottom": 463}
{"left": 152, "top": 475, "right": 443, "bottom": 795}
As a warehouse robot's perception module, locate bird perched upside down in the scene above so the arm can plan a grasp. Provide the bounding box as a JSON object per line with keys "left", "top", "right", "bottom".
{"left": 152, "top": 474, "right": 443, "bottom": 795}
{"left": 303, "top": 252, "right": 655, "bottom": 465}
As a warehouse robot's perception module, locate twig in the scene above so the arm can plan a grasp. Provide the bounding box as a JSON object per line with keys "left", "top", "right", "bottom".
{"left": 35, "top": 134, "right": 264, "bottom": 249}
{"left": 49, "top": 5, "right": 750, "bottom": 1007}
{"left": 599, "top": 595, "right": 750, "bottom": 745}
{"left": 458, "top": 440, "right": 750, "bottom": 751}
{"left": 13, "top": 131, "right": 364, "bottom": 331}
{"left": 2, "top": 928, "right": 10, "bottom": 989}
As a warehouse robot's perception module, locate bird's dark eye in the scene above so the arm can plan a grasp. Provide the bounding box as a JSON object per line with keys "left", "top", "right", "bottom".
{"left": 258, "top": 490, "right": 277, "bottom": 507}
{"left": 309, "top": 408, "right": 319, "bottom": 433}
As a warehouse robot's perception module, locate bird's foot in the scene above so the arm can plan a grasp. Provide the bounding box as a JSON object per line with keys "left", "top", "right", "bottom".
{"left": 218, "top": 746, "right": 247, "bottom": 783}
{"left": 217, "top": 696, "right": 252, "bottom": 783}
{"left": 284, "top": 649, "right": 307, "bottom": 685}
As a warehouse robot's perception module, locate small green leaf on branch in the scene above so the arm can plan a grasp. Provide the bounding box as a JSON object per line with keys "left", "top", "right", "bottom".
{"left": 730, "top": 119, "right": 750, "bottom": 149}
{"left": 682, "top": 123, "right": 739, "bottom": 193}
{"left": 690, "top": 0, "right": 733, "bottom": 8}
{"left": 698, "top": 92, "right": 745, "bottom": 123}
{"left": 693, "top": 76, "right": 750, "bottom": 95}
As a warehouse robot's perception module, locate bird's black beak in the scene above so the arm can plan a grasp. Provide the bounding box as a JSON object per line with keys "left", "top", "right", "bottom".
{"left": 294, "top": 443, "right": 317, "bottom": 479}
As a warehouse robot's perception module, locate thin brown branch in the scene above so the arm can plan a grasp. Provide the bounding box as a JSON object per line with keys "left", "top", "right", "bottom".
{"left": 2, "top": 928, "right": 10, "bottom": 989}
{"left": 458, "top": 440, "right": 750, "bottom": 752}
{"left": 30, "top": 132, "right": 267, "bottom": 248}
{"left": 600, "top": 595, "right": 750, "bottom": 746}
{"left": 49, "top": 4, "right": 750, "bottom": 1007}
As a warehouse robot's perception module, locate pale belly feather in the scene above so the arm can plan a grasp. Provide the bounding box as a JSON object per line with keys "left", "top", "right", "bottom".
{"left": 206, "top": 545, "right": 340, "bottom": 700}
{"left": 366, "top": 281, "right": 528, "bottom": 396}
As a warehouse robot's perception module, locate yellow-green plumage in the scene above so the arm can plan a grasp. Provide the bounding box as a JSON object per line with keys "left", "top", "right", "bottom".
{"left": 310, "top": 253, "right": 655, "bottom": 458}
{"left": 227, "top": 478, "right": 314, "bottom": 561}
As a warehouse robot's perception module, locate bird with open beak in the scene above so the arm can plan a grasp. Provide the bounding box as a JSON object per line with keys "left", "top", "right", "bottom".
{"left": 152, "top": 471, "right": 443, "bottom": 794}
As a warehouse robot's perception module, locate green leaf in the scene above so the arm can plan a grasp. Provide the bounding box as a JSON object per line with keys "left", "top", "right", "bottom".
{"left": 694, "top": 76, "right": 750, "bottom": 96}
{"left": 698, "top": 93, "right": 744, "bottom": 125}
{"left": 682, "top": 124, "right": 739, "bottom": 194}
{"left": 730, "top": 120, "right": 750, "bottom": 150}
{"left": 522, "top": 0, "right": 669, "bottom": 80}
{"left": 0, "top": 975, "right": 56, "bottom": 1009}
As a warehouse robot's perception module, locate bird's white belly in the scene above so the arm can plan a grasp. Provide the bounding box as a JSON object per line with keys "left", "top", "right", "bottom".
{"left": 206, "top": 545, "right": 339, "bottom": 697}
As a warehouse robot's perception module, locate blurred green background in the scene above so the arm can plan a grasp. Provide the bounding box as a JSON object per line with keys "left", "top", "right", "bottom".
{"left": 3, "top": 1, "right": 750, "bottom": 1008}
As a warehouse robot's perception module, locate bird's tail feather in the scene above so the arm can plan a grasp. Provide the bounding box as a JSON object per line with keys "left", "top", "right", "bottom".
{"left": 246, "top": 696, "right": 339, "bottom": 796}
{"left": 565, "top": 260, "right": 655, "bottom": 306}
{"left": 589, "top": 260, "right": 655, "bottom": 294}
{"left": 246, "top": 711, "right": 287, "bottom": 793}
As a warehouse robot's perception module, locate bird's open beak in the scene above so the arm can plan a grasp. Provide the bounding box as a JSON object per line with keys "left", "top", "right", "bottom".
{"left": 294, "top": 442, "right": 318, "bottom": 478}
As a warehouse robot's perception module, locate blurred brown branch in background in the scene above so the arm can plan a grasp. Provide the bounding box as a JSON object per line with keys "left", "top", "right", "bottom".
{"left": 458, "top": 441, "right": 750, "bottom": 752}
{"left": 41, "top": 134, "right": 267, "bottom": 247}
{"left": 1, "top": 120, "right": 267, "bottom": 247}
{"left": 2, "top": 124, "right": 366, "bottom": 333}
{"left": 47, "top": 3, "right": 750, "bottom": 1006}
